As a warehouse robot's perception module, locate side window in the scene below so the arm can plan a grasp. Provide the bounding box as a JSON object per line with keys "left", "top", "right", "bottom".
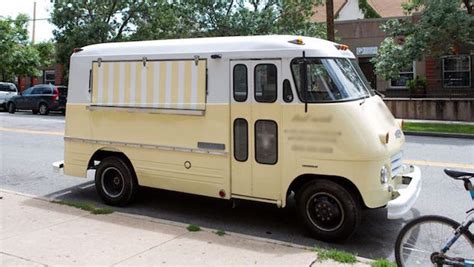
{"left": 22, "top": 87, "right": 33, "bottom": 95}
{"left": 233, "top": 64, "right": 248, "bottom": 102}
{"left": 255, "top": 120, "right": 277, "bottom": 164}
{"left": 233, "top": 118, "right": 248, "bottom": 162}
{"left": 283, "top": 79, "right": 293, "bottom": 103}
{"left": 31, "top": 87, "right": 42, "bottom": 95}
{"left": 254, "top": 64, "right": 277, "bottom": 103}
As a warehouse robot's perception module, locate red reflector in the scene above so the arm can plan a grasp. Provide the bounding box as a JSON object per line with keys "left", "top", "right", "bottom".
{"left": 219, "top": 190, "right": 226, "bottom": 198}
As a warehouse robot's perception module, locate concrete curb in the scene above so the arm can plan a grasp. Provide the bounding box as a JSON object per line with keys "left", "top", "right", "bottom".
{"left": 0, "top": 188, "right": 373, "bottom": 265}
{"left": 404, "top": 131, "right": 474, "bottom": 139}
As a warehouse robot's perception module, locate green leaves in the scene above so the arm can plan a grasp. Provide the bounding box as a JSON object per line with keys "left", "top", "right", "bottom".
{"left": 0, "top": 14, "right": 49, "bottom": 81}
{"left": 373, "top": 0, "right": 473, "bottom": 79}
{"left": 51, "top": 0, "right": 326, "bottom": 70}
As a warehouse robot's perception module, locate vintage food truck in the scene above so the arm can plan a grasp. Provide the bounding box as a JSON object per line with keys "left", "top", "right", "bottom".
{"left": 54, "top": 35, "right": 422, "bottom": 241}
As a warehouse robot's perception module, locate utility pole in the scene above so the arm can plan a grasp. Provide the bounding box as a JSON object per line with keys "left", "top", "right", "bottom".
{"left": 326, "top": 0, "right": 335, "bottom": 41}
{"left": 32, "top": 1, "right": 36, "bottom": 44}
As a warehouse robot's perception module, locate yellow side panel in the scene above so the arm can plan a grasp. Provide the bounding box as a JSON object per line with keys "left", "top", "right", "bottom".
{"left": 64, "top": 103, "right": 230, "bottom": 199}
{"left": 90, "top": 60, "right": 207, "bottom": 110}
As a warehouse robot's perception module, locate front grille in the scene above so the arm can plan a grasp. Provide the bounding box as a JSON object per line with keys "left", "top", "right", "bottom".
{"left": 391, "top": 151, "right": 403, "bottom": 178}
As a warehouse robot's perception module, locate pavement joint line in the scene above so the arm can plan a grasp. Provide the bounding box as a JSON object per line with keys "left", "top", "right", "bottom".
{"left": 0, "top": 127, "right": 64, "bottom": 136}
{"left": 0, "top": 251, "right": 48, "bottom": 267}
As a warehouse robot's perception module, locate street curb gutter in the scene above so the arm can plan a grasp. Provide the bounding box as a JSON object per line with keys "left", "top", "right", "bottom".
{"left": 404, "top": 131, "right": 474, "bottom": 139}
{"left": 0, "top": 188, "right": 373, "bottom": 265}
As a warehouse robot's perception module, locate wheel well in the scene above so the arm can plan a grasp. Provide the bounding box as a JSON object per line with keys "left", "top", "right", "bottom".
{"left": 287, "top": 174, "right": 367, "bottom": 208}
{"left": 87, "top": 149, "right": 135, "bottom": 174}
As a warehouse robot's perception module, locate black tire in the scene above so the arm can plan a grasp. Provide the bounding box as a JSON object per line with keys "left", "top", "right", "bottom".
{"left": 95, "top": 156, "right": 137, "bottom": 206}
{"left": 395, "top": 215, "right": 474, "bottom": 267}
{"left": 7, "top": 102, "right": 15, "bottom": 114}
{"left": 38, "top": 103, "right": 49, "bottom": 115}
{"left": 296, "top": 180, "right": 361, "bottom": 242}
{"left": 32, "top": 109, "right": 38, "bottom": 115}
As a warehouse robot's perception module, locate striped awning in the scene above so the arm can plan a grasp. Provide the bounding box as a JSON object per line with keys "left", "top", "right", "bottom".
{"left": 91, "top": 59, "right": 207, "bottom": 110}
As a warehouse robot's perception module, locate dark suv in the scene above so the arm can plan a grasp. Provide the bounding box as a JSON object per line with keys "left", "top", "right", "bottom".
{"left": 7, "top": 84, "right": 67, "bottom": 115}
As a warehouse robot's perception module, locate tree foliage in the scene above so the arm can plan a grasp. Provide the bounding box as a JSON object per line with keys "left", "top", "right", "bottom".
{"left": 0, "top": 14, "right": 48, "bottom": 81}
{"left": 51, "top": 0, "right": 325, "bottom": 67}
{"left": 372, "top": 0, "right": 474, "bottom": 80}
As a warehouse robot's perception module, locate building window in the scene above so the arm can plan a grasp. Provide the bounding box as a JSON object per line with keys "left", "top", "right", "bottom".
{"left": 44, "top": 70, "right": 55, "bottom": 85}
{"left": 442, "top": 56, "right": 471, "bottom": 88}
{"left": 390, "top": 62, "right": 415, "bottom": 88}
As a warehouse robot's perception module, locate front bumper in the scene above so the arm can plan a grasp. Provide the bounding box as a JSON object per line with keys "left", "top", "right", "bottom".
{"left": 387, "top": 165, "right": 422, "bottom": 219}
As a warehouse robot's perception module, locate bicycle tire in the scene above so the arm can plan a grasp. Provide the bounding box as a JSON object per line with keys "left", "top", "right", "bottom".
{"left": 395, "top": 215, "right": 474, "bottom": 267}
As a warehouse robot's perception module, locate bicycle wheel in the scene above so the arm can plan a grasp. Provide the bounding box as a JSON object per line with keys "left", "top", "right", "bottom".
{"left": 395, "top": 215, "right": 473, "bottom": 267}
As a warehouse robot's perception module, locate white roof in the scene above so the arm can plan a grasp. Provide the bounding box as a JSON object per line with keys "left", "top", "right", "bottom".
{"left": 76, "top": 35, "right": 354, "bottom": 59}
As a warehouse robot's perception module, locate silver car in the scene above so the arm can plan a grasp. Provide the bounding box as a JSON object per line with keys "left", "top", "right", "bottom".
{"left": 0, "top": 82, "right": 18, "bottom": 111}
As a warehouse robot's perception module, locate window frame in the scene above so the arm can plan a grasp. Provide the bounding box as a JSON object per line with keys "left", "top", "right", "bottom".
{"left": 254, "top": 119, "right": 278, "bottom": 165}
{"left": 233, "top": 118, "right": 249, "bottom": 162}
{"left": 389, "top": 62, "right": 416, "bottom": 89}
{"left": 254, "top": 63, "right": 277, "bottom": 103}
{"left": 233, "top": 64, "right": 248, "bottom": 102}
{"left": 442, "top": 55, "right": 471, "bottom": 88}
{"left": 43, "top": 70, "right": 55, "bottom": 85}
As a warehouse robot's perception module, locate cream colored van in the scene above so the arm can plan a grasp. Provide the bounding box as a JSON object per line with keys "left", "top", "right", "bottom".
{"left": 54, "top": 35, "right": 422, "bottom": 241}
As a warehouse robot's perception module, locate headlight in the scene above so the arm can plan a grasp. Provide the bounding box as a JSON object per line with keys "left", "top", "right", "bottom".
{"left": 380, "top": 166, "right": 389, "bottom": 184}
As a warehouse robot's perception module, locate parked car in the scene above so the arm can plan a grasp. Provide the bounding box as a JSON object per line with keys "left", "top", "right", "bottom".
{"left": 7, "top": 84, "right": 67, "bottom": 115}
{"left": 0, "top": 82, "right": 18, "bottom": 111}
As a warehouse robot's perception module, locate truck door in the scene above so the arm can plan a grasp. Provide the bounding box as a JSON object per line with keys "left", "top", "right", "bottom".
{"left": 230, "top": 60, "right": 282, "bottom": 200}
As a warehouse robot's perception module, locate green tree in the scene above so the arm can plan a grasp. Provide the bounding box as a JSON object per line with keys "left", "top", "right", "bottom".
{"left": 50, "top": 0, "right": 148, "bottom": 67}
{"left": 372, "top": 0, "right": 474, "bottom": 80}
{"left": 0, "top": 14, "right": 43, "bottom": 81}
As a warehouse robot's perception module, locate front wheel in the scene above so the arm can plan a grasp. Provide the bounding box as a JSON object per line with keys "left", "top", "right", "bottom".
{"left": 7, "top": 102, "right": 15, "bottom": 113}
{"left": 296, "top": 180, "right": 361, "bottom": 242}
{"left": 395, "top": 215, "right": 474, "bottom": 267}
{"left": 95, "top": 157, "right": 137, "bottom": 206}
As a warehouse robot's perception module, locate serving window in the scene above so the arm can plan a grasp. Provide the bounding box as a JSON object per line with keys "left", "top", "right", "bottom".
{"left": 90, "top": 59, "right": 207, "bottom": 111}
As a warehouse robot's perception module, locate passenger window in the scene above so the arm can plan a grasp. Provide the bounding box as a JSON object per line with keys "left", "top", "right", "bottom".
{"left": 31, "top": 88, "right": 42, "bottom": 95}
{"left": 234, "top": 118, "right": 248, "bottom": 162}
{"left": 283, "top": 79, "right": 293, "bottom": 103}
{"left": 254, "top": 64, "right": 277, "bottom": 102}
{"left": 233, "top": 64, "right": 248, "bottom": 102}
{"left": 255, "top": 120, "right": 277, "bottom": 164}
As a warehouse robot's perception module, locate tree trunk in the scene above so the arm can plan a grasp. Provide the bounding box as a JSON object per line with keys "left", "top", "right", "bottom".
{"left": 326, "top": 0, "right": 335, "bottom": 41}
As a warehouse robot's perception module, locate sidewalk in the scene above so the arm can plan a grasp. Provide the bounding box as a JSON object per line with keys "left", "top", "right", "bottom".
{"left": 0, "top": 190, "right": 369, "bottom": 266}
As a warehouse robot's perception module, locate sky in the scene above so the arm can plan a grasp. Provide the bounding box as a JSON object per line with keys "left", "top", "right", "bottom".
{"left": 0, "top": 0, "right": 54, "bottom": 43}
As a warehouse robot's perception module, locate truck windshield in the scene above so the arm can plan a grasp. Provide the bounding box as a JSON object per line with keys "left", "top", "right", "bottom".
{"left": 291, "top": 58, "right": 373, "bottom": 103}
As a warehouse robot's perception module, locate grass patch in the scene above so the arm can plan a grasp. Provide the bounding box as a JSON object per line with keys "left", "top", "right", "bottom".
{"left": 186, "top": 224, "right": 201, "bottom": 232}
{"left": 215, "top": 230, "right": 226, "bottom": 236}
{"left": 313, "top": 247, "right": 357, "bottom": 264}
{"left": 403, "top": 122, "right": 474, "bottom": 135}
{"left": 371, "top": 258, "right": 396, "bottom": 267}
{"left": 52, "top": 200, "right": 113, "bottom": 215}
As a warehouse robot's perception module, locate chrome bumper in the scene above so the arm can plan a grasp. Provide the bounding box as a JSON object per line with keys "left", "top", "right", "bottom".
{"left": 387, "top": 165, "right": 422, "bottom": 219}
{"left": 52, "top": 160, "right": 64, "bottom": 174}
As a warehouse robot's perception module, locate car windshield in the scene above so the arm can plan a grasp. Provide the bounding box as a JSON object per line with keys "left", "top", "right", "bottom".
{"left": 291, "top": 58, "right": 373, "bottom": 103}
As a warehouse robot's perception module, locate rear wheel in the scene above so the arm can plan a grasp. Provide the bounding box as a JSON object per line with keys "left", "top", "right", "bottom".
{"left": 38, "top": 103, "right": 49, "bottom": 115}
{"left": 296, "top": 180, "right": 361, "bottom": 242}
{"left": 95, "top": 157, "right": 137, "bottom": 206}
{"left": 7, "top": 102, "right": 15, "bottom": 114}
{"left": 395, "top": 215, "right": 474, "bottom": 267}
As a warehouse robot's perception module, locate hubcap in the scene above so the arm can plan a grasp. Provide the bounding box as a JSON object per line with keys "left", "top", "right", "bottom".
{"left": 101, "top": 167, "right": 125, "bottom": 198}
{"left": 306, "top": 192, "right": 344, "bottom": 232}
{"left": 40, "top": 105, "right": 46, "bottom": 113}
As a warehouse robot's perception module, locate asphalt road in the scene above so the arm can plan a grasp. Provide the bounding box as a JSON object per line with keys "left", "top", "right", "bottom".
{"left": 1, "top": 111, "right": 473, "bottom": 260}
